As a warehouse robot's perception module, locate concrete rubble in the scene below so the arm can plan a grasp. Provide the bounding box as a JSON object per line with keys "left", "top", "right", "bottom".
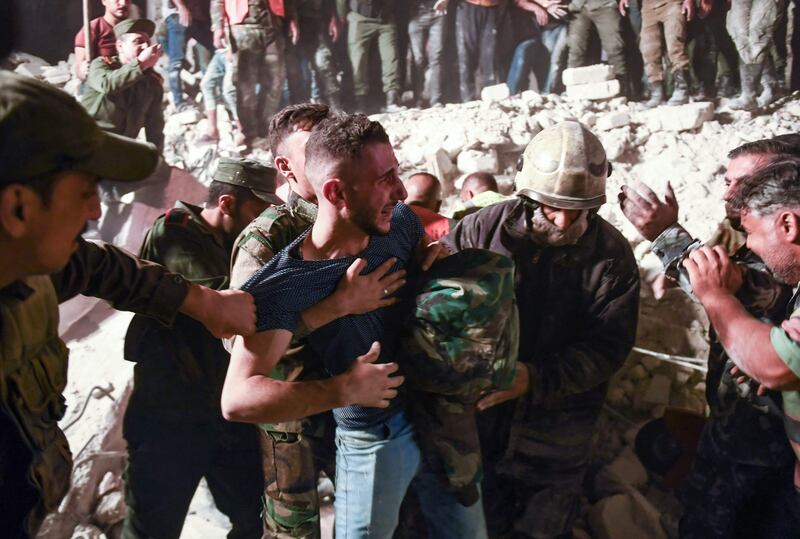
{"left": 5, "top": 55, "right": 798, "bottom": 537}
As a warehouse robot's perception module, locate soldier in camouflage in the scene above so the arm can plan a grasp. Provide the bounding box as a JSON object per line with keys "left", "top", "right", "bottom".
{"left": 210, "top": 0, "right": 299, "bottom": 148}
{"left": 228, "top": 104, "right": 403, "bottom": 539}
{"left": 443, "top": 121, "right": 640, "bottom": 538}
{"left": 619, "top": 135, "right": 800, "bottom": 538}
{"left": 0, "top": 71, "right": 257, "bottom": 539}
{"left": 121, "top": 158, "right": 282, "bottom": 539}
{"left": 403, "top": 249, "right": 518, "bottom": 506}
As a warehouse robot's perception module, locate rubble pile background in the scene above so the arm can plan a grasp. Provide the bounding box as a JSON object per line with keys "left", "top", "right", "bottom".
{"left": 8, "top": 52, "right": 799, "bottom": 538}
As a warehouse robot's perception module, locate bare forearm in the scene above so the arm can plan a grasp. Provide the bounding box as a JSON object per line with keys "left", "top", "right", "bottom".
{"left": 702, "top": 292, "right": 799, "bottom": 389}
{"left": 222, "top": 375, "right": 345, "bottom": 423}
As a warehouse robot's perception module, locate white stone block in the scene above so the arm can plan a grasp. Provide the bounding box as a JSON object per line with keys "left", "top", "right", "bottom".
{"left": 597, "top": 111, "right": 631, "bottom": 131}
{"left": 565, "top": 79, "right": 621, "bottom": 100}
{"left": 481, "top": 83, "right": 511, "bottom": 103}
{"left": 588, "top": 491, "right": 667, "bottom": 539}
{"left": 457, "top": 148, "right": 499, "bottom": 175}
{"left": 562, "top": 64, "right": 615, "bottom": 86}
{"left": 645, "top": 102, "right": 715, "bottom": 132}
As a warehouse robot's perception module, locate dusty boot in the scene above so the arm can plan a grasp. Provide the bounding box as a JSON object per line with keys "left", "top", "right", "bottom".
{"left": 728, "top": 64, "right": 759, "bottom": 110}
{"left": 644, "top": 80, "right": 664, "bottom": 108}
{"left": 717, "top": 74, "right": 736, "bottom": 98}
{"left": 667, "top": 70, "right": 689, "bottom": 105}
{"left": 757, "top": 60, "right": 777, "bottom": 108}
{"left": 385, "top": 90, "right": 406, "bottom": 113}
{"left": 353, "top": 94, "right": 369, "bottom": 113}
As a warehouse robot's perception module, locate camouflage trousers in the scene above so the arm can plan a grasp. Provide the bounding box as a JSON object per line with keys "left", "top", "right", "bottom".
{"left": 726, "top": 0, "right": 785, "bottom": 65}
{"left": 678, "top": 422, "right": 794, "bottom": 539}
{"left": 284, "top": 17, "right": 340, "bottom": 104}
{"left": 230, "top": 25, "right": 286, "bottom": 141}
{"left": 640, "top": 0, "right": 689, "bottom": 82}
{"left": 480, "top": 399, "right": 601, "bottom": 539}
{"left": 259, "top": 416, "right": 335, "bottom": 539}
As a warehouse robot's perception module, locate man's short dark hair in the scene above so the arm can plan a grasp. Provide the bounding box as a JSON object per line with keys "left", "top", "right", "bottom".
{"left": 206, "top": 180, "right": 258, "bottom": 207}
{"left": 462, "top": 171, "right": 498, "bottom": 194}
{"left": 304, "top": 113, "right": 391, "bottom": 187}
{"left": 0, "top": 170, "right": 62, "bottom": 207}
{"left": 730, "top": 158, "right": 800, "bottom": 215}
{"left": 266, "top": 103, "right": 331, "bottom": 157}
{"left": 728, "top": 136, "right": 800, "bottom": 160}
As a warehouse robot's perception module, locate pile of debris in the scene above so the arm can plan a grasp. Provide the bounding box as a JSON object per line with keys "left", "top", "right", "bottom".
{"left": 6, "top": 56, "right": 796, "bottom": 537}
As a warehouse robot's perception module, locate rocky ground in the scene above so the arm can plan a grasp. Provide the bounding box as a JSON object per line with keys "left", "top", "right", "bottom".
{"left": 6, "top": 50, "right": 799, "bottom": 538}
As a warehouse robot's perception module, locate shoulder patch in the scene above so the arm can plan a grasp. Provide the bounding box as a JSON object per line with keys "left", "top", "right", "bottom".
{"left": 164, "top": 207, "right": 191, "bottom": 228}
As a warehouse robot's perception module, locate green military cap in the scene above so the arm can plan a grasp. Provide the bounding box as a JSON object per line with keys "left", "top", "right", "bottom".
{"left": 0, "top": 72, "right": 159, "bottom": 185}
{"left": 212, "top": 157, "right": 283, "bottom": 205}
{"left": 113, "top": 18, "right": 156, "bottom": 39}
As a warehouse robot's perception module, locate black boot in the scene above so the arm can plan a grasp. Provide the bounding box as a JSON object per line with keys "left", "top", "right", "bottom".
{"left": 729, "top": 63, "right": 760, "bottom": 110}
{"left": 667, "top": 70, "right": 689, "bottom": 105}
{"left": 644, "top": 80, "right": 664, "bottom": 108}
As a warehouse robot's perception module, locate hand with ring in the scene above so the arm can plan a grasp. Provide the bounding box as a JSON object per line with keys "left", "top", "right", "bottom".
{"left": 329, "top": 257, "right": 407, "bottom": 316}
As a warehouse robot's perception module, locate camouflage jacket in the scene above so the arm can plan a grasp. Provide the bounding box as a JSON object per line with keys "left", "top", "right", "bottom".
{"left": 403, "top": 249, "right": 518, "bottom": 504}
{"left": 81, "top": 56, "right": 164, "bottom": 151}
{"left": 651, "top": 221, "right": 794, "bottom": 466}
{"left": 124, "top": 202, "right": 233, "bottom": 422}
{"left": 229, "top": 190, "right": 321, "bottom": 434}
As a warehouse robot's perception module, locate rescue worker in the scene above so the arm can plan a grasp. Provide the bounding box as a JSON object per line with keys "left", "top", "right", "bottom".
{"left": 442, "top": 121, "right": 640, "bottom": 538}
{"left": 120, "top": 158, "right": 283, "bottom": 539}
{"left": 726, "top": 0, "right": 788, "bottom": 110}
{"left": 81, "top": 18, "right": 165, "bottom": 151}
{"left": 620, "top": 0, "right": 694, "bottom": 107}
{"left": 0, "top": 71, "right": 256, "bottom": 539}
{"left": 683, "top": 158, "right": 800, "bottom": 534}
{"left": 210, "top": 0, "right": 299, "bottom": 149}
{"left": 619, "top": 136, "right": 800, "bottom": 538}
{"left": 453, "top": 171, "right": 511, "bottom": 220}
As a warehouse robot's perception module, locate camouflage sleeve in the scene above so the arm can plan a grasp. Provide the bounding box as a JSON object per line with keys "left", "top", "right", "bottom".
{"left": 229, "top": 230, "right": 277, "bottom": 289}
{"left": 525, "top": 259, "right": 640, "bottom": 404}
{"left": 85, "top": 57, "right": 146, "bottom": 95}
{"left": 731, "top": 247, "right": 791, "bottom": 318}
{"left": 50, "top": 237, "right": 189, "bottom": 326}
{"left": 142, "top": 224, "right": 229, "bottom": 290}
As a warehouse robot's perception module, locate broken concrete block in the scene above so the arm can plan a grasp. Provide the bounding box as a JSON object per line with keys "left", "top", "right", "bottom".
{"left": 457, "top": 149, "right": 499, "bottom": 175}
{"left": 588, "top": 491, "right": 667, "bottom": 539}
{"left": 565, "top": 79, "right": 621, "bottom": 100}
{"left": 172, "top": 108, "right": 204, "bottom": 125}
{"left": 597, "top": 111, "right": 631, "bottom": 131}
{"left": 645, "top": 102, "right": 715, "bottom": 132}
{"left": 71, "top": 523, "right": 108, "bottom": 539}
{"left": 520, "top": 89, "right": 545, "bottom": 106}
{"left": 14, "top": 63, "right": 43, "bottom": 79}
{"left": 562, "top": 64, "right": 615, "bottom": 87}
{"left": 481, "top": 83, "right": 511, "bottom": 103}
{"left": 606, "top": 447, "right": 648, "bottom": 488}
{"left": 643, "top": 374, "right": 672, "bottom": 405}
{"left": 426, "top": 149, "right": 457, "bottom": 192}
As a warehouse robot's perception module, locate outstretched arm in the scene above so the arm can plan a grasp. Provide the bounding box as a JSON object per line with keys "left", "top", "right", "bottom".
{"left": 222, "top": 332, "right": 404, "bottom": 423}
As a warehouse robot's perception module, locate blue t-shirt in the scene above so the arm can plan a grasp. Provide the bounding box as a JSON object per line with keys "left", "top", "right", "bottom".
{"left": 241, "top": 203, "right": 424, "bottom": 428}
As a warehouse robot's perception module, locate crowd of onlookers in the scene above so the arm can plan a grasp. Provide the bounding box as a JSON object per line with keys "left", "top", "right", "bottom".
{"left": 75, "top": 0, "right": 799, "bottom": 151}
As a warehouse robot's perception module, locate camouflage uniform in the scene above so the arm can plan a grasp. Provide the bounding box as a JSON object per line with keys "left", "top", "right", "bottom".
{"left": 403, "top": 249, "right": 518, "bottom": 506}
{"left": 230, "top": 191, "right": 335, "bottom": 539}
{"left": 639, "top": 0, "right": 690, "bottom": 84}
{"left": 81, "top": 55, "right": 165, "bottom": 150}
{"left": 211, "top": 0, "right": 296, "bottom": 141}
{"left": 650, "top": 222, "right": 795, "bottom": 538}
{"left": 1, "top": 239, "right": 193, "bottom": 539}
{"left": 725, "top": 0, "right": 785, "bottom": 66}
{"left": 285, "top": 0, "right": 341, "bottom": 106}
{"left": 442, "top": 198, "right": 640, "bottom": 538}
{"left": 122, "top": 201, "right": 264, "bottom": 539}
{"left": 567, "top": 0, "right": 628, "bottom": 80}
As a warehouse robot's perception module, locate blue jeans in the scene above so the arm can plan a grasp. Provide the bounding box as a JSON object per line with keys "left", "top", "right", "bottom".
{"left": 334, "top": 412, "right": 487, "bottom": 539}
{"left": 408, "top": 8, "right": 446, "bottom": 105}
{"left": 164, "top": 14, "right": 214, "bottom": 105}
{"left": 200, "top": 49, "right": 237, "bottom": 120}
{"left": 506, "top": 23, "right": 568, "bottom": 94}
